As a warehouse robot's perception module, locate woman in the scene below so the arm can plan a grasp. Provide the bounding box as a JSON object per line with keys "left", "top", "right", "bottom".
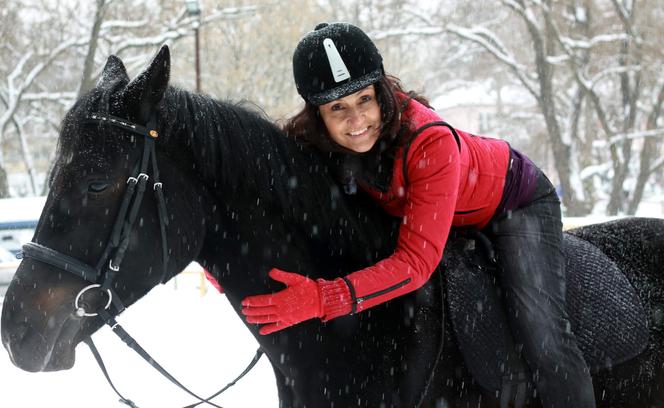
{"left": 241, "top": 22, "right": 595, "bottom": 407}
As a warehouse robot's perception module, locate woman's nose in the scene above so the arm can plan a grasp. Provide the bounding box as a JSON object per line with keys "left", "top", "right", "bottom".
{"left": 347, "top": 108, "right": 364, "bottom": 126}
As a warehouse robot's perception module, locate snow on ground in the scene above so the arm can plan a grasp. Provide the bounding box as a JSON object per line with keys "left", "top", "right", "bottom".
{"left": 0, "top": 274, "right": 278, "bottom": 408}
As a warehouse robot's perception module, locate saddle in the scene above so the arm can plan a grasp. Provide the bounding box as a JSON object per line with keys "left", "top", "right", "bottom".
{"left": 443, "top": 230, "right": 649, "bottom": 397}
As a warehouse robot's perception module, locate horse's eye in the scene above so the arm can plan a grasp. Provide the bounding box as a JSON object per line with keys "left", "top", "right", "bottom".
{"left": 88, "top": 181, "right": 110, "bottom": 193}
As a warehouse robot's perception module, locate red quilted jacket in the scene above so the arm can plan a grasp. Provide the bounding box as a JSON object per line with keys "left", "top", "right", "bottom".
{"left": 319, "top": 96, "right": 511, "bottom": 319}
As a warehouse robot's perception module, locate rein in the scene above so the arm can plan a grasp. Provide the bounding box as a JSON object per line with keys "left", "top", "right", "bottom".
{"left": 19, "top": 113, "right": 262, "bottom": 407}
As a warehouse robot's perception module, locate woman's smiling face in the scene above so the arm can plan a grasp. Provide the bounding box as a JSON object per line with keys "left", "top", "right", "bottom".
{"left": 319, "top": 85, "right": 382, "bottom": 153}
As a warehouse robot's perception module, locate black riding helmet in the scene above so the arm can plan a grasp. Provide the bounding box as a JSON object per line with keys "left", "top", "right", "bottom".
{"left": 292, "top": 22, "right": 384, "bottom": 106}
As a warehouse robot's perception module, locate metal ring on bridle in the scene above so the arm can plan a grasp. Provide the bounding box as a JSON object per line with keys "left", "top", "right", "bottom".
{"left": 74, "top": 284, "right": 112, "bottom": 317}
{"left": 109, "top": 259, "right": 120, "bottom": 272}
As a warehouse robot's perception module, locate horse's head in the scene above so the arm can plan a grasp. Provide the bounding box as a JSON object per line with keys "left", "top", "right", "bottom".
{"left": 1, "top": 46, "right": 207, "bottom": 372}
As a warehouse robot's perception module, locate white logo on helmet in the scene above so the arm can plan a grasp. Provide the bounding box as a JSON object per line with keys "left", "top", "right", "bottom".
{"left": 323, "top": 38, "right": 350, "bottom": 83}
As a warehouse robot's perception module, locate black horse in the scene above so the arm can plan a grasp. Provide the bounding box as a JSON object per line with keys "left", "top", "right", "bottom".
{"left": 2, "top": 47, "right": 664, "bottom": 407}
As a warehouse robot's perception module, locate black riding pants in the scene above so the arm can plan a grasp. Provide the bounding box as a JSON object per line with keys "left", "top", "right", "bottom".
{"left": 485, "top": 173, "right": 596, "bottom": 408}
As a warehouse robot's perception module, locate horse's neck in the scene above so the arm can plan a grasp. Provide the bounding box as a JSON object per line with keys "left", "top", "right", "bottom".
{"left": 162, "top": 92, "right": 296, "bottom": 263}
{"left": 161, "top": 91, "right": 395, "bottom": 287}
{"left": 163, "top": 92, "right": 275, "bottom": 200}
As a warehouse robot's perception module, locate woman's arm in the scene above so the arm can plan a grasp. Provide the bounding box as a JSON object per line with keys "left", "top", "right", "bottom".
{"left": 322, "top": 128, "right": 461, "bottom": 318}
{"left": 242, "top": 128, "right": 461, "bottom": 333}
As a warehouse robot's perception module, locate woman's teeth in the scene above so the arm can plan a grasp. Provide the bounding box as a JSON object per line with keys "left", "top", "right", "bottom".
{"left": 350, "top": 128, "right": 368, "bottom": 136}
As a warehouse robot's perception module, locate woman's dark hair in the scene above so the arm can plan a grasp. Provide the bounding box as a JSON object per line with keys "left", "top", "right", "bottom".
{"left": 283, "top": 74, "right": 431, "bottom": 154}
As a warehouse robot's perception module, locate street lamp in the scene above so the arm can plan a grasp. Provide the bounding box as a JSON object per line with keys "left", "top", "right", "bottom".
{"left": 185, "top": 0, "right": 201, "bottom": 92}
{"left": 184, "top": 0, "right": 200, "bottom": 16}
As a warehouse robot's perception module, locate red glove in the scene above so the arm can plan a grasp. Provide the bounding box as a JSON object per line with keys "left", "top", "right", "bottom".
{"left": 203, "top": 268, "right": 224, "bottom": 294}
{"left": 241, "top": 268, "right": 353, "bottom": 335}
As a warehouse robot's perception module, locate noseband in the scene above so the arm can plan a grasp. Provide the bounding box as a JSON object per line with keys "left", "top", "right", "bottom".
{"left": 18, "top": 113, "right": 261, "bottom": 408}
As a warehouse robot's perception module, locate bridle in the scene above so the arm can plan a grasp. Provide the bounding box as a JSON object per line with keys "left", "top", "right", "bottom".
{"left": 22, "top": 113, "right": 169, "bottom": 317}
{"left": 18, "top": 113, "right": 262, "bottom": 408}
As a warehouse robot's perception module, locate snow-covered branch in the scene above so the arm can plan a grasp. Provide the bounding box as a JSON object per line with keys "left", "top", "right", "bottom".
{"left": 402, "top": 7, "right": 438, "bottom": 26}
{"left": 592, "top": 127, "right": 664, "bottom": 147}
{"left": 610, "top": 0, "right": 638, "bottom": 40}
{"left": 369, "top": 26, "right": 444, "bottom": 40}
{"left": 545, "top": 54, "right": 570, "bottom": 65}
{"left": 445, "top": 23, "right": 539, "bottom": 99}
{"left": 101, "top": 19, "right": 148, "bottom": 30}
{"left": 501, "top": 0, "right": 540, "bottom": 34}
{"left": 559, "top": 33, "right": 630, "bottom": 50}
{"left": 106, "top": 6, "right": 261, "bottom": 60}
{"left": 539, "top": 3, "right": 618, "bottom": 140}
{"left": 22, "top": 92, "right": 77, "bottom": 102}
{"left": 8, "top": 52, "right": 34, "bottom": 95}
{"left": 444, "top": 24, "right": 524, "bottom": 70}
{"left": 587, "top": 65, "right": 641, "bottom": 89}
{"left": 205, "top": 5, "right": 261, "bottom": 21}
{"left": 110, "top": 28, "right": 193, "bottom": 51}
{"left": 1, "top": 36, "right": 89, "bottom": 134}
{"left": 579, "top": 162, "right": 611, "bottom": 181}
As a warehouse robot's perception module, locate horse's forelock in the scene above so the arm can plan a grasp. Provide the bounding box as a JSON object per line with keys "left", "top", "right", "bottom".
{"left": 51, "top": 79, "right": 136, "bottom": 185}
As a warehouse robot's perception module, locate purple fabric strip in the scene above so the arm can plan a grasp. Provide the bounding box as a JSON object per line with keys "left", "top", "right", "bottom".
{"left": 493, "top": 148, "right": 541, "bottom": 220}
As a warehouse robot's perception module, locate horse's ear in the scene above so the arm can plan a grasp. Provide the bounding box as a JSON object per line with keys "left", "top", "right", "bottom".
{"left": 99, "top": 55, "right": 129, "bottom": 87}
{"left": 119, "top": 45, "right": 171, "bottom": 124}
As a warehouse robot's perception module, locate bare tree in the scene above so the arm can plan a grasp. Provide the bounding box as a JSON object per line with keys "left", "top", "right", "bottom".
{"left": 78, "top": 0, "right": 110, "bottom": 97}
{"left": 2, "top": 0, "right": 662, "bottom": 214}
{"left": 0, "top": 165, "right": 7, "bottom": 197}
{"left": 0, "top": 0, "right": 90, "bottom": 196}
{"left": 545, "top": 0, "right": 664, "bottom": 214}
{"left": 398, "top": 0, "right": 664, "bottom": 215}
{"left": 0, "top": 0, "right": 260, "bottom": 197}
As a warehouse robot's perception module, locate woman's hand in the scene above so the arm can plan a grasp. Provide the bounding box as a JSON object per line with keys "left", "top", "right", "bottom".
{"left": 241, "top": 268, "right": 323, "bottom": 335}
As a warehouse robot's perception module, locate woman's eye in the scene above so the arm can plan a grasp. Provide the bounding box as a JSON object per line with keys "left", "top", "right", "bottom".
{"left": 331, "top": 104, "right": 343, "bottom": 111}
{"left": 360, "top": 95, "right": 372, "bottom": 103}
{"left": 88, "top": 181, "right": 110, "bottom": 193}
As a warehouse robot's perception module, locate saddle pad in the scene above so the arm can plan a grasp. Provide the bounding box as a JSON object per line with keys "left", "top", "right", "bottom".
{"left": 444, "top": 233, "right": 649, "bottom": 392}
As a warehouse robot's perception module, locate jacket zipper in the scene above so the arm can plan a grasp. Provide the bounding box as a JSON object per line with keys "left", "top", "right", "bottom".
{"left": 356, "top": 278, "right": 412, "bottom": 304}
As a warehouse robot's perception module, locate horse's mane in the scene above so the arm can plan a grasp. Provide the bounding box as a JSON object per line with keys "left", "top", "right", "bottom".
{"left": 157, "top": 87, "right": 401, "bottom": 274}
{"left": 160, "top": 86, "right": 342, "bottom": 226}
{"left": 158, "top": 87, "right": 402, "bottom": 265}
